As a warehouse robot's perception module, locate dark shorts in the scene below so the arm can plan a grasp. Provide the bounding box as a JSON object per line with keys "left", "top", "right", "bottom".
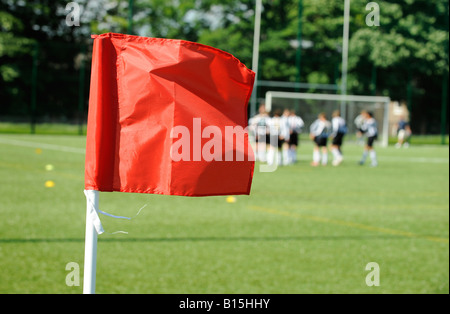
{"left": 314, "top": 136, "right": 328, "bottom": 147}
{"left": 255, "top": 134, "right": 271, "bottom": 145}
{"left": 332, "top": 132, "right": 345, "bottom": 146}
{"left": 255, "top": 134, "right": 267, "bottom": 144}
{"left": 367, "top": 135, "right": 377, "bottom": 147}
{"left": 269, "top": 135, "right": 285, "bottom": 149}
{"left": 289, "top": 132, "right": 299, "bottom": 146}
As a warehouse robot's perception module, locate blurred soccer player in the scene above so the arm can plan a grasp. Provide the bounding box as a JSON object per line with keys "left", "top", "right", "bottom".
{"left": 359, "top": 111, "right": 378, "bottom": 167}
{"left": 394, "top": 116, "right": 412, "bottom": 148}
{"left": 281, "top": 109, "right": 291, "bottom": 165}
{"left": 354, "top": 110, "right": 367, "bottom": 146}
{"left": 286, "top": 109, "right": 305, "bottom": 164}
{"left": 267, "top": 109, "right": 290, "bottom": 166}
{"left": 309, "top": 112, "right": 331, "bottom": 167}
{"left": 249, "top": 104, "right": 270, "bottom": 162}
{"left": 330, "top": 110, "right": 347, "bottom": 166}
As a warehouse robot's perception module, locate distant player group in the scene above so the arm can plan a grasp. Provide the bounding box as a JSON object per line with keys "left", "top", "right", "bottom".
{"left": 248, "top": 105, "right": 379, "bottom": 167}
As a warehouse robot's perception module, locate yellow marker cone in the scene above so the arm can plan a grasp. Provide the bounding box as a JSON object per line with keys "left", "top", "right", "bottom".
{"left": 226, "top": 196, "right": 237, "bottom": 203}
{"left": 45, "top": 180, "right": 55, "bottom": 188}
{"left": 45, "top": 164, "right": 54, "bottom": 171}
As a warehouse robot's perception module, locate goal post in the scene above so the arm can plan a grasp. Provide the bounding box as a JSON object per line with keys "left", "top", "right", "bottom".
{"left": 265, "top": 91, "right": 391, "bottom": 147}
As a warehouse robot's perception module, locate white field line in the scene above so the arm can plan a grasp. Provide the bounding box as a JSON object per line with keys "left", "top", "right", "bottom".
{"left": 0, "top": 136, "right": 448, "bottom": 164}
{"left": 342, "top": 155, "right": 449, "bottom": 164}
{"left": 0, "top": 137, "right": 85, "bottom": 154}
{"left": 294, "top": 152, "right": 448, "bottom": 164}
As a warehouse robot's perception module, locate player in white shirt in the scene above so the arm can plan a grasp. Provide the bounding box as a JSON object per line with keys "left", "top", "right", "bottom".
{"left": 309, "top": 112, "right": 331, "bottom": 167}
{"left": 330, "top": 110, "right": 347, "bottom": 166}
{"left": 359, "top": 111, "right": 378, "bottom": 167}
{"left": 280, "top": 109, "right": 292, "bottom": 165}
{"left": 267, "top": 109, "right": 290, "bottom": 166}
{"left": 286, "top": 109, "right": 305, "bottom": 164}
{"left": 249, "top": 105, "right": 270, "bottom": 162}
{"left": 354, "top": 110, "right": 367, "bottom": 146}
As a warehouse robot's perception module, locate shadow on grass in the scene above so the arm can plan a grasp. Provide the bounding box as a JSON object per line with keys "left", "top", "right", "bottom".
{"left": 0, "top": 234, "right": 418, "bottom": 244}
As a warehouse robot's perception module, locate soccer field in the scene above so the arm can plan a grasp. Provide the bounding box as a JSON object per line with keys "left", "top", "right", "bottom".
{"left": 0, "top": 134, "right": 448, "bottom": 294}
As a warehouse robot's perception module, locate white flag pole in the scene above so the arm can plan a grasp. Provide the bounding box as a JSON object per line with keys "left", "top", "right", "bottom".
{"left": 83, "top": 190, "right": 100, "bottom": 294}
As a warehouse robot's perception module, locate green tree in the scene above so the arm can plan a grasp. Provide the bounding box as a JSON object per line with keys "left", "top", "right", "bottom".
{"left": 349, "top": 0, "right": 448, "bottom": 132}
{"left": 0, "top": 0, "right": 447, "bottom": 134}
{"left": 0, "top": 6, "right": 35, "bottom": 116}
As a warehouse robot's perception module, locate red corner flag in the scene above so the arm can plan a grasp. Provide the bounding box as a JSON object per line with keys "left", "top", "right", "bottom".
{"left": 85, "top": 33, "right": 255, "bottom": 197}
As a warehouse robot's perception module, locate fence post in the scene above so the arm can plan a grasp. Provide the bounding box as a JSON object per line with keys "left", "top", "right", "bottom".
{"left": 406, "top": 71, "right": 413, "bottom": 123}
{"left": 128, "top": 0, "right": 134, "bottom": 34}
{"left": 30, "top": 42, "right": 39, "bottom": 134}
{"left": 78, "top": 44, "right": 86, "bottom": 136}
{"left": 441, "top": 74, "right": 448, "bottom": 145}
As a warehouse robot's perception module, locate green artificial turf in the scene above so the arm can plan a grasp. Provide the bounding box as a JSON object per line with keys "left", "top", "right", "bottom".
{"left": 0, "top": 134, "right": 448, "bottom": 294}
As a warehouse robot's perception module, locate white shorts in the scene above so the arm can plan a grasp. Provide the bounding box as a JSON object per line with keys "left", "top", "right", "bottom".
{"left": 398, "top": 129, "right": 409, "bottom": 141}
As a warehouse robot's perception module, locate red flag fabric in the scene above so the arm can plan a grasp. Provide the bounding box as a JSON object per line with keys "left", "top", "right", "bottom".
{"left": 85, "top": 33, "right": 255, "bottom": 197}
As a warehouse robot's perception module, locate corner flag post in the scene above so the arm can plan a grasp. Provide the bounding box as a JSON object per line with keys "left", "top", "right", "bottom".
{"left": 83, "top": 33, "right": 256, "bottom": 294}
{"left": 83, "top": 190, "right": 99, "bottom": 294}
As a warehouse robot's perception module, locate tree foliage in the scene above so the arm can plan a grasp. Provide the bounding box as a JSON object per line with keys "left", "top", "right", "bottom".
{"left": 0, "top": 0, "right": 448, "bottom": 132}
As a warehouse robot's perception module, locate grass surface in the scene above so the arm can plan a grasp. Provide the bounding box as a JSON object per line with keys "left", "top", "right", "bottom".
{"left": 0, "top": 134, "right": 448, "bottom": 294}
{"left": 1, "top": 122, "right": 448, "bottom": 145}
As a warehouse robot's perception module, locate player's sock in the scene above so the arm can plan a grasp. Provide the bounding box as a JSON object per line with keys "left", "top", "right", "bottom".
{"left": 370, "top": 150, "right": 378, "bottom": 167}
{"left": 258, "top": 146, "right": 267, "bottom": 163}
{"left": 332, "top": 148, "right": 341, "bottom": 161}
{"left": 313, "top": 150, "right": 320, "bottom": 164}
{"left": 267, "top": 148, "right": 275, "bottom": 166}
{"left": 332, "top": 148, "right": 343, "bottom": 166}
{"left": 331, "top": 148, "right": 338, "bottom": 159}
{"left": 290, "top": 148, "right": 297, "bottom": 163}
{"left": 321, "top": 152, "right": 328, "bottom": 166}
{"left": 360, "top": 150, "right": 368, "bottom": 165}
{"left": 282, "top": 149, "right": 289, "bottom": 166}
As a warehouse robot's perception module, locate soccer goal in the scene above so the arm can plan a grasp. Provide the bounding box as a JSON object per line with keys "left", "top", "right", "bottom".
{"left": 265, "top": 91, "right": 391, "bottom": 147}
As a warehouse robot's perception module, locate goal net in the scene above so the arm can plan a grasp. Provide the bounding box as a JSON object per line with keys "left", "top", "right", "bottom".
{"left": 265, "top": 92, "right": 391, "bottom": 147}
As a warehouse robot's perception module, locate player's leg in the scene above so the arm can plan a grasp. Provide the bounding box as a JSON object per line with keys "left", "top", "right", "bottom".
{"left": 359, "top": 136, "right": 370, "bottom": 165}
{"left": 277, "top": 137, "right": 284, "bottom": 166}
{"left": 331, "top": 134, "right": 344, "bottom": 166}
{"left": 360, "top": 137, "right": 377, "bottom": 167}
{"left": 368, "top": 136, "right": 378, "bottom": 167}
{"left": 321, "top": 145, "right": 328, "bottom": 166}
{"left": 255, "top": 136, "right": 266, "bottom": 162}
{"left": 289, "top": 144, "right": 297, "bottom": 164}
{"left": 282, "top": 140, "right": 290, "bottom": 166}
{"left": 289, "top": 132, "right": 299, "bottom": 164}
{"left": 311, "top": 138, "right": 321, "bottom": 167}
{"left": 396, "top": 130, "right": 406, "bottom": 148}
{"left": 359, "top": 148, "right": 368, "bottom": 165}
{"left": 331, "top": 146, "right": 343, "bottom": 166}
{"left": 369, "top": 146, "right": 378, "bottom": 167}
{"left": 267, "top": 134, "right": 278, "bottom": 166}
